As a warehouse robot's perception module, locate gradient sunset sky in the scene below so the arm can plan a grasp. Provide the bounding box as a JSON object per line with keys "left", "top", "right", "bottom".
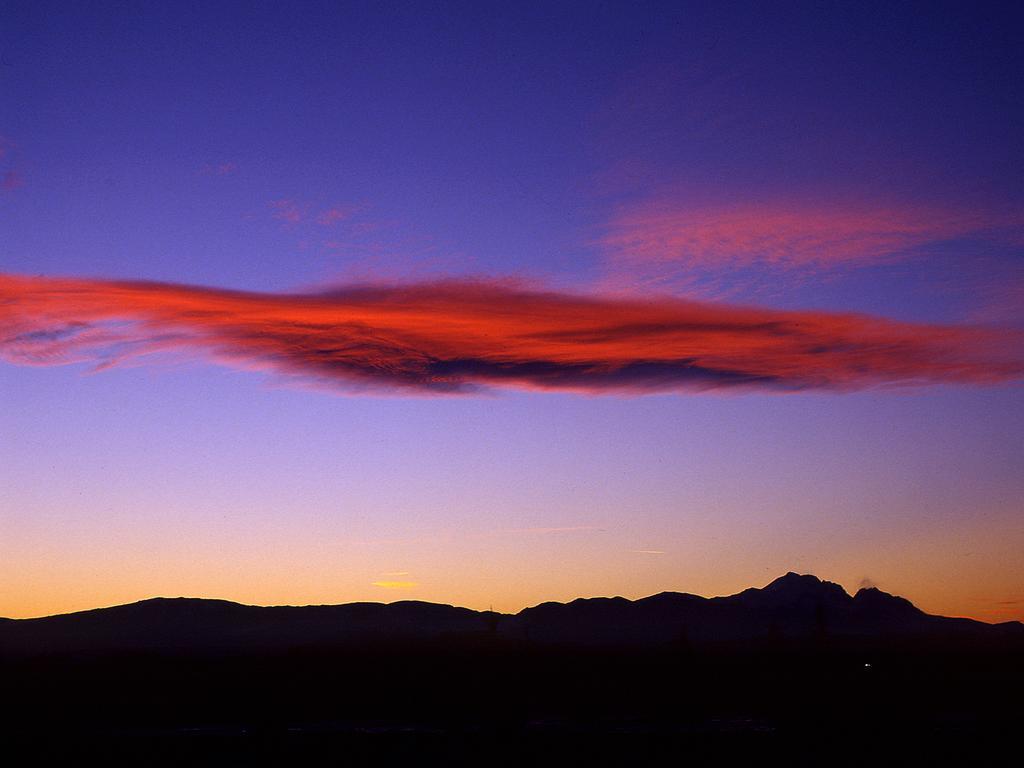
{"left": 2, "top": 1, "right": 1022, "bottom": 622}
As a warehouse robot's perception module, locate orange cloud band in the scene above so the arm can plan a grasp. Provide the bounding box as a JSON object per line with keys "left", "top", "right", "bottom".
{"left": 1, "top": 273, "right": 1021, "bottom": 394}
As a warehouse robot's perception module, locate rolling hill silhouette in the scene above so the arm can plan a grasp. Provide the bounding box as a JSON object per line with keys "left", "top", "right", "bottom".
{"left": 4, "top": 571, "right": 1022, "bottom": 759}
{"left": 2, "top": 572, "right": 1019, "bottom": 653}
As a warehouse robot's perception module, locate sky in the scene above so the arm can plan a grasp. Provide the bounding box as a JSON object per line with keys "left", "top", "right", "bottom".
{"left": 1, "top": 1, "right": 1022, "bottom": 621}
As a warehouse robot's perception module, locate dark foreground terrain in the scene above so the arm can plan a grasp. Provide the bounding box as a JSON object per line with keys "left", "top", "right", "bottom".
{"left": 4, "top": 573, "right": 1021, "bottom": 764}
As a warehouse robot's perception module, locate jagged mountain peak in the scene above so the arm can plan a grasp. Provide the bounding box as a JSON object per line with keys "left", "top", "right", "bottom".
{"left": 853, "top": 586, "right": 922, "bottom": 613}
{"left": 744, "top": 572, "right": 851, "bottom": 604}
{"left": 764, "top": 572, "right": 844, "bottom": 593}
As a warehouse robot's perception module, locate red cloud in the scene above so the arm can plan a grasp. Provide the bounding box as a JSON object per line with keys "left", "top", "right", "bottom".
{"left": 601, "top": 200, "right": 1023, "bottom": 280}
{"left": 0, "top": 273, "right": 1021, "bottom": 395}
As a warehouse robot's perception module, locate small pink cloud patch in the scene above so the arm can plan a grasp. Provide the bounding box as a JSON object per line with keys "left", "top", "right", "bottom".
{"left": 1, "top": 169, "right": 24, "bottom": 192}
{"left": 600, "top": 199, "right": 1023, "bottom": 288}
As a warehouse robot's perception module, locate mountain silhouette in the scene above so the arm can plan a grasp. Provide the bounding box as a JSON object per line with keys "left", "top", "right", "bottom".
{"left": 505, "top": 572, "right": 1022, "bottom": 645}
{"left": 4, "top": 572, "right": 1023, "bottom": 757}
{"left": 2, "top": 572, "right": 1019, "bottom": 653}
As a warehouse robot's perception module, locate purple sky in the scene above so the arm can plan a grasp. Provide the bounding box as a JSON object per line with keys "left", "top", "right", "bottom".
{"left": 1, "top": 1, "right": 1022, "bottom": 620}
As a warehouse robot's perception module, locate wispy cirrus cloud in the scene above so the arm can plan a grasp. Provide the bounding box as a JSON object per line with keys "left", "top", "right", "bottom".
{"left": 1, "top": 169, "right": 24, "bottom": 193}
{"left": 599, "top": 199, "right": 1024, "bottom": 294}
{"left": 199, "top": 161, "right": 238, "bottom": 176}
{"left": 269, "top": 200, "right": 363, "bottom": 227}
{"left": 316, "top": 205, "right": 361, "bottom": 226}
{"left": 269, "top": 198, "right": 305, "bottom": 224}
{"left": 504, "top": 526, "right": 605, "bottom": 534}
{"left": 260, "top": 199, "right": 468, "bottom": 282}
{"left": 1, "top": 273, "right": 1021, "bottom": 395}
{"left": 0, "top": 136, "right": 24, "bottom": 194}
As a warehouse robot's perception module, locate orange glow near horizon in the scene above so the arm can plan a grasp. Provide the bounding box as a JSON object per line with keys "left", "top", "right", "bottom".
{"left": 2, "top": 507, "right": 1020, "bottom": 624}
